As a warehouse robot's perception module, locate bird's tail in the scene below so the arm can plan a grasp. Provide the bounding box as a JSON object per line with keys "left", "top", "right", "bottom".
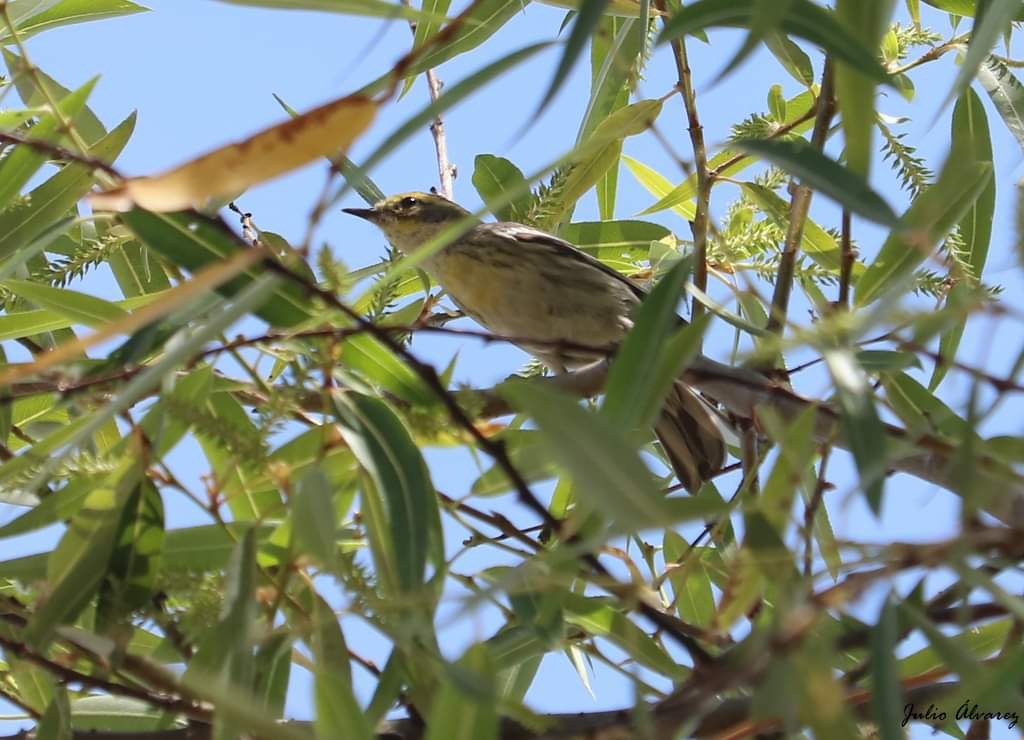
{"left": 654, "top": 381, "right": 727, "bottom": 492}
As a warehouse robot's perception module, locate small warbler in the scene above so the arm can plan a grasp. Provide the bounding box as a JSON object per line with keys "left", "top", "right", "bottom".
{"left": 344, "top": 192, "right": 725, "bottom": 491}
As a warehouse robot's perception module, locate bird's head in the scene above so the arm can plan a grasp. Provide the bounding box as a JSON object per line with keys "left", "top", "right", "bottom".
{"left": 343, "top": 192, "right": 474, "bottom": 254}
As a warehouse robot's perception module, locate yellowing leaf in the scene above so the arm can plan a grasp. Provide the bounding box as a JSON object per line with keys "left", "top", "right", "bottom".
{"left": 90, "top": 95, "right": 377, "bottom": 212}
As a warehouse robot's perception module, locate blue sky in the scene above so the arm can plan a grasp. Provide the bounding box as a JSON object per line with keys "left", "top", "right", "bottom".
{"left": 1, "top": 0, "right": 1023, "bottom": 737}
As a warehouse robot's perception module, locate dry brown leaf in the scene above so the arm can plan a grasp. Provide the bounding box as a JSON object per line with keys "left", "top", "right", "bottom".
{"left": 90, "top": 95, "right": 377, "bottom": 212}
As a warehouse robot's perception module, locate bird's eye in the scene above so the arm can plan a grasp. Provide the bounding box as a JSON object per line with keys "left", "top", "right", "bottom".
{"left": 399, "top": 196, "right": 418, "bottom": 210}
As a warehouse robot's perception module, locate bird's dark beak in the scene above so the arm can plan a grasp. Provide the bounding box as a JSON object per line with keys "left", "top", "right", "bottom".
{"left": 343, "top": 207, "right": 378, "bottom": 222}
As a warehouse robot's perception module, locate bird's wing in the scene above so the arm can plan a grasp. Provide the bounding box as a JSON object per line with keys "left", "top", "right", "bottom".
{"left": 492, "top": 222, "right": 649, "bottom": 302}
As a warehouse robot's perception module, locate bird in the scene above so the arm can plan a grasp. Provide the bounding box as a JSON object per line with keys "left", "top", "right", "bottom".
{"left": 344, "top": 191, "right": 726, "bottom": 491}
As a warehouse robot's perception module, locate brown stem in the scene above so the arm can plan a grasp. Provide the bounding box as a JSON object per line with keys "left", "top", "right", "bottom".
{"left": 765, "top": 59, "right": 835, "bottom": 337}
{"left": 838, "top": 209, "right": 854, "bottom": 308}
{"left": 657, "top": 1, "right": 709, "bottom": 323}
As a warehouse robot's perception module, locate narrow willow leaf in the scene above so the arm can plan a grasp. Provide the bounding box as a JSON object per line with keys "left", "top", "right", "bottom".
{"left": 562, "top": 594, "right": 688, "bottom": 679}
{"left": 499, "top": 380, "right": 669, "bottom": 531}
{"left": 0, "top": 0, "right": 146, "bottom": 41}
{"left": 25, "top": 463, "right": 143, "bottom": 647}
{"left": 741, "top": 182, "right": 844, "bottom": 271}
{"left": 632, "top": 90, "right": 816, "bottom": 216}
{"left": 559, "top": 219, "right": 670, "bottom": 260}
{"left": 622, "top": 155, "right": 697, "bottom": 219}
{"left": 663, "top": 533, "right": 715, "bottom": 627}
{"left": 340, "top": 334, "right": 435, "bottom": 405}
{"left": 91, "top": 93, "right": 376, "bottom": 211}
{"left": 734, "top": 138, "right": 897, "bottom": 225}
{"left": 539, "top": 0, "right": 612, "bottom": 113}
{"left": 835, "top": 0, "right": 895, "bottom": 176}
{"left": 764, "top": 32, "right": 814, "bottom": 86}
{"left": 359, "top": 0, "right": 533, "bottom": 95}
{"left": 824, "top": 349, "right": 886, "bottom": 512}
{"left": 715, "top": 0, "right": 796, "bottom": 83}
{"left": 977, "top": 57, "right": 1024, "bottom": 152}
{"left": 358, "top": 43, "right": 549, "bottom": 179}
{"left": 870, "top": 596, "right": 904, "bottom": 740}
{"left": 933, "top": 88, "right": 994, "bottom": 389}
{"left": 95, "top": 480, "right": 165, "bottom": 631}
{"left": 2, "top": 49, "right": 106, "bottom": 143}
{"left": 292, "top": 467, "right": 339, "bottom": 568}
{"left": 537, "top": 99, "right": 663, "bottom": 228}
{"left": 472, "top": 154, "right": 532, "bottom": 221}
{"left": 332, "top": 392, "right": 438, "bottom": 594}
{"left": 301, "top": 592, "right": 373, "bottom": 740}
{"left": 215, "top": 0, "right": 448, "bottom": 22}
{"left": 658, "top": 0, "right": 890, "bottom": 83}
{"left": 923, "top": 0, "right": 1024, "bottom": 17}
{"left": 0, "top": 112, "right": 135, "bottom": 260}
{"left": 0, "top": 78, "right": 97, "bottom": 208}
{"left": 856, "top": 157, "right": 993, "bottom": 305}
{"left": 122, "top": 210, "right": 312, "bottom": 327}
{"left": 425, "top": 646, "right": 498, "bottom": 740}
{"left": 601, "top": 257, "right": 691, "bottom": 429}
{"left": 2, "top": 279, "right": 128, "bottom": 327}
{"left": 942, "top": 0, "right": 1022, "bottom": 111}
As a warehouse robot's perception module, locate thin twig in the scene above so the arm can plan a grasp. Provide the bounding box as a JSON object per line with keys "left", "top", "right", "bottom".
{"left": 398, "top": 0, "right": 455, "bottom": 198}
{"left": 657, "top": 0, "right": 709, "bottom": 324}
{"left": 765, "top": 59, "right": 835, "bottom": 337}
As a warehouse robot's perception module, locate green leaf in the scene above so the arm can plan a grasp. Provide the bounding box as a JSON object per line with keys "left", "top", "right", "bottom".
{"left": 835, "top": 0, "right": 894, "bottom": 176}
{"left": 216, "top": 0, "right": 449, "bottom": 22}
{"left": 0, "top": 112, "right": 136, "bottom": 261}
{"left": 121, "top": 210, "right": 312, "bottom": 327}
{"left": 292, "top": 467, "right": 339, "bottom": 568}
{"left": 0, "top": 77, "right": 97, "bottom": 208}
{"left": 579, "top": 17, "right": 644, "bottom": 141}
{"left": 922, "top": 0, "right": 1024, "bottom": 17}
{"left": 539, "top": 0, "right": 612, "bottom": 113}
{"left": 870, "top": 596, "right": 904, "bottom": 740}
{"left": 340, "top": 334, "right": 435, "bottom": 405}
{"left": 855, "top": 158, "right": 993, "bottom": 305}
{"left": 358, "top": 43, "right": 549, "bottom": 179}
{"left": 629, "top": 90, "right": 816, "bottom": 217}
{"left": 764, "top": 32, "right": 815, "bottom": 86}
{"left": 977, "top": 57, "right": 1024, "bottom": 152}
{"left": 932, "top": 87, "right": 994, "bottom": 389}
{"left": 95, "top": 480, "right": 165, "bottom": 631}
{"left": 359, "top": 0, "right": 530, "bottom": 95}
{"left": 498, "top": 380, "right": 670, "bottom": 532}
{"left": 768, "top": 83, "right": 786, "bottom": 120}
{"left": 472, "top": 154, "right": 532, "bottom": 221}
{"left": 562, "top": 594, "right": 688, "bottom": 679}
{"left": 0, "top": 0, "right": 146, "bottom": 41}
{"left": 602, "top": 260, "right": 708, "bottom": 431}
{"left": 622, "top": 154, "right": 697, "bottom": 220}
{"left": 538, "top": 99, "right": 663, "bottom": 229}
{"left": 741, "top": 183, "right": 842, "bottom": 269}
{"left": 400, "top": 0, "right": 453, "bottom": 97}
{"left": 561, "top": 218, "right": 670, "bottom": 251}
{"left": 3, "top": 279, "right": 129, "bottom": 327}
{"left": 942, "top": 0, "right": 1022, "bottom": 111}
{"left": 303, "top": 593, "right": 376, "bottom": 740}
{"left": 658, "top": 0, "right": 890, "bottom": 83}
{"left": 2, "top": 49, "right": 107, "bottom": 144}
{"left": 733, "top": 138, "right": 897, "bottom": 225}
{"left": 25, "top": 462, "right": 143, "bottom": 647}
{"left": 332, "top": 392, "right": 439, "bottom": 594}
{"left": 425, "top": 646, "right": 498, "bottom": 740}
{"left": 471, "top": 430, "right": 557, "bottom": 496}
{"left": 824, "top": 349, "right": 886, "bottom": 512}
{"left": 663, "top": 533, "right": 716, "bottom": 627}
